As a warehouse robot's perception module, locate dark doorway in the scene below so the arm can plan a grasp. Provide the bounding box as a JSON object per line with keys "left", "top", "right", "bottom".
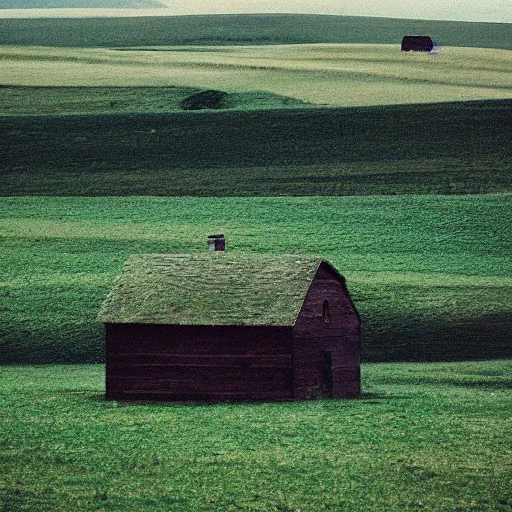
{"left": 320, "top": 351, "right": 333, "bottom": 397}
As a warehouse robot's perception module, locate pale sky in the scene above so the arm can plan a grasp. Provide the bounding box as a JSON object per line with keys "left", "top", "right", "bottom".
{"left": 155, "top": 0, "right": 511, "bottom": 23}
{"left": 1, "top": 0, "right": 511, "bottom": 22}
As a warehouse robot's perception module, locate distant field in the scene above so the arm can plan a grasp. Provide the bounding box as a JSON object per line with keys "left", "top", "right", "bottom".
{"left": 0, "top": 14, "right": 510, "bottom": 50}
{"left": 2, "top": 100, "right": 511, "bottom": 196}
{"left": 1, "top": 45, "right": 511, "bottom": 108}
{"left": 1, "top": 195, "right": 511, "bottom": 364}
{"left": 0, "top": 85, "right": 309, "bottom": 116}
{"left": 1, "top": 0, "right": 163, "bottom": 7}
{"left": 1, "top": 361, "right": 510, "bottom": 511}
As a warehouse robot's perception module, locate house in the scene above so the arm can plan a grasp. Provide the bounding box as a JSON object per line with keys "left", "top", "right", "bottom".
{"left": 99, "top": 253, "right": 361, "bottom": 402}
{"left": 401, "top": 36, "right": 434, "bottom": 52}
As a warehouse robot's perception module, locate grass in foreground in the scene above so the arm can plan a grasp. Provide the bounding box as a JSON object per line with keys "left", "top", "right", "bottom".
{"left": 1, "top": 361, "right": 511, "bottom": 511}
{"left": 0, "top": 195, "right": 511, "bottom": 364}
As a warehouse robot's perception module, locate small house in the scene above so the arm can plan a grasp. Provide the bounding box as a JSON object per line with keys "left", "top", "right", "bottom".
{"left": 99, "top": 253, "right": 361, "bottom": 402}
{"left": 401, "top": 36, "right": 434, "bottom": 52}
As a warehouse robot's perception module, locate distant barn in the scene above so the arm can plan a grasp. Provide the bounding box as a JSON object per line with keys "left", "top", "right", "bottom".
{"left": 401, "top": 36, "right": 434, "bottom": 52}
{"left": 99, "top": 253, "right": 361, "bottom": 402}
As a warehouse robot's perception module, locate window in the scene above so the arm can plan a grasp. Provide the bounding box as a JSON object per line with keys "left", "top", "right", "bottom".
{"left": 322, "top": 300, "right": 331, "bottom": 323}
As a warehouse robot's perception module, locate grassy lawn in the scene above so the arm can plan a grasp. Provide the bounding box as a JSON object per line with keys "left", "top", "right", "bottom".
{"left": 1, "top": 361, "right": 511, "bottom": 511}
{"left": 1, "top": 195, "right": 511, "bottom": 364}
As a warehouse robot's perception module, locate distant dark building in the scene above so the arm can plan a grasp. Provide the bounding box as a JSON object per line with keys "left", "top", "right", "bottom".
{"left": 401, "top": 36, "right": 434, "bottom": 52}
{"left": 99, "top": 253, "right": 361, "bottom": 402}
{"left": 207, "top": 233, "right": 225, "bottom": 251}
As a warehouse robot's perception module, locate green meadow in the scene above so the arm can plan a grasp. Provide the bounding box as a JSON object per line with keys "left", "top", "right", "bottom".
{"left": 2, "top": 100, "right": 511, "bottom": 196}
{"left": 1, "top": 44, "right": 511, "bottom": 107}
{"left": 1, "top": 361, "right": 511, "bottom": 511}
{"left": 0, "top": 85, "right": 308, "bottom": 116}
{"left": 1, "top": 195, "right": 511, "bottom": 364}
{"left": 1, "top": 14, "right": 511, "bottom": 50}
{"left": 1, "top": 12, "right": 511, "bottom": 511}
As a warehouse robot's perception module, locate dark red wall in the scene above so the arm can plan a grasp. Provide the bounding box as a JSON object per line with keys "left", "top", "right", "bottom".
{"left": 106, "top": 324, "right": 294, "bottom": 401}
{"left": 293, "top": 264, "right": 360, "bottom": 399}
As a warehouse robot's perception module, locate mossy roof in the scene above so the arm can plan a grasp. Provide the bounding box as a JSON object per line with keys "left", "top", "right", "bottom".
{"left": 99, "top": 253, "right": 343, "bottom": 326}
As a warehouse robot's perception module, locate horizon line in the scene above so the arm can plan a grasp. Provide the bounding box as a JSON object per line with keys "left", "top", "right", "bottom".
{"left": 0, "top": 9, "right": 510, "bottom": 24}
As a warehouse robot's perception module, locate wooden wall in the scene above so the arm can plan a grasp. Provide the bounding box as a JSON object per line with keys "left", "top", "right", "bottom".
{"left": 106, "top": 324, "right": 294, "bottom": 401}
{"left": 293, "top": 264, "right": 361, "bottom": 399}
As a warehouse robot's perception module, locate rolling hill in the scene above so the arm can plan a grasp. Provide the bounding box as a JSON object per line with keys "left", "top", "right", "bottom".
{"left": 2, "top": 100, "right": 510, "bottom": 196}
{"left": 0, "top": 14, "right": 510, "bottom": 49}
{"left": 1, "top": 194, "right": 511, "bottom": 365}
{"left": 2, "top": 44, "right": 510, "bottom": 109}
{"left": 0, "top": 8, "right": 510, "bottom": 511}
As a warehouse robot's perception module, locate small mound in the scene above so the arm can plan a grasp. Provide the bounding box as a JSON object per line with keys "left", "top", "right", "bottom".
{"left": 180, "top": 90, "right": 229, "bottom": 111}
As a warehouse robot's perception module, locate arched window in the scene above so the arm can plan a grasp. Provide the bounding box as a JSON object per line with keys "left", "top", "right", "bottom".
{"left": 322, "top": 300, "right": 331, "bottom": 323}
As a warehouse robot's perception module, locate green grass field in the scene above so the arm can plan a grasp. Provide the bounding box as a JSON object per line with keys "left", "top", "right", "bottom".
{"left": 2, "top": 44, "right": 511, "bottom": 107}
{"left": 1, "top": 195, "right": 511, "bottom": 364}
{"left": 2, "top": 100, "right": 511, "bottom": 196}
{"left": 1, "top": 12, "right": 511, "bottom": 510}
{"left": 1, "top": 361, "right": 511, "bottom": 511}
{"left": 0, "top": 85, "right": 308, "bottom": 116}
{"left": 1, "top": 14, "right": 511, "bottom": 50}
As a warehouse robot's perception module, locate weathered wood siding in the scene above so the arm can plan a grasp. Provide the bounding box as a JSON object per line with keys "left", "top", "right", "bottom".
{"left": 292, "top": 264, "right": 360, "bottom": 399}
{"left": 106, "top": 324, "right": 294, "bottom": 401}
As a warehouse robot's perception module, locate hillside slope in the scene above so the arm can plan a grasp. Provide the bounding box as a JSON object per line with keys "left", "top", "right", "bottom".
{"left": 3, "top": 45, "right": 509, "bottom": 108}
{"left": 2, "top": 100, "right": 510, "bottom": 196}
{"left": 0, "top": 14, "right": 510, "bottom": 49}
{"left": 1, "top": 195, "right": 510, "bottom": 364}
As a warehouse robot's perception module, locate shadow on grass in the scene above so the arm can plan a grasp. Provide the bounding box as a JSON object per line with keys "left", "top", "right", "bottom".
{"left": 2, "top": 307, "right": 510, "bottom": 366}
{"left": 377, "top": 377, "right": 512, "bottom": 391}
{"left": 363, "top": 311, "right": 512, "bottom": 363}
